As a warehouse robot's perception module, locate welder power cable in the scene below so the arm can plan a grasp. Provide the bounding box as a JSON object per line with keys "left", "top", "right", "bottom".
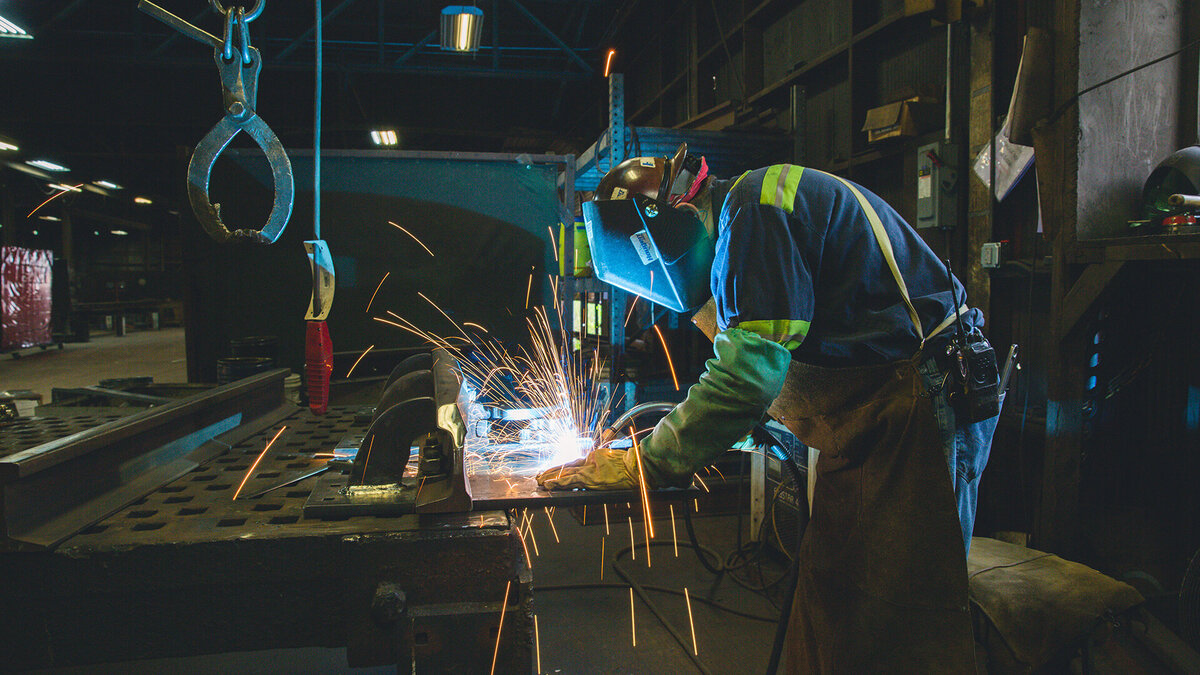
{"left": 314, "top": 0, "right": 321, "bottom": 240}
{"left": 1048, "top": 36, "right": 1200, "bottom": 125}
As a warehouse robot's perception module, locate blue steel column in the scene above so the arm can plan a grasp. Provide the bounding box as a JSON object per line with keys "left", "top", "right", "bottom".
{"left": 606, "top": 74, "right": 634, "bottom": 413}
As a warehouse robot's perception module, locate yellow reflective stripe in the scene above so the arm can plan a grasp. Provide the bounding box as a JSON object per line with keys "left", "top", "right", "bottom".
{"left": 757, "top": 164, "right": 804, "bottom": 213}
{"left": 730, "top": 170, "right": 751, "bottom": 191}
{"left": 760, "top": 165, "right": 783, "bottom": 207}
{"left": 778, "top": 165, "right": 803, "bottom": 213}
{"left": 736, "top": 319, "right": 811, "bottom": 347}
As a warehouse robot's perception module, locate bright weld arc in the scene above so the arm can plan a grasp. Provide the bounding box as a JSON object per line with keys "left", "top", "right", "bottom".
{"left": 26, "top": 184, "right": 83, "bottom": 218}
{"left": 388, "top": 220, "right": 435, "bottom": 257}
{"left": 365, "top": 272, "right": 389, "bottom": 313}
{"left": 685, "top": 587, "right": 698, "bottom": 655}
{"left": 489, "top": 580, "right": 512, "bottom": 675}
{"left": 232, "top": 425, "right": 287, "bottom": 500}
{"left": 652, "top": 324, "right": 680, "bottom": 390}
{"left": 346, "top": 344, "right": 374, "bottom": 377}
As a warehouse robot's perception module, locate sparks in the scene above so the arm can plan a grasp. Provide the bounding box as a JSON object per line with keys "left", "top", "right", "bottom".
{"left": 604, "top": 504, "right": 610, "bottom": 535}
{"left": 652, "top": 325, "right": 680, "bottom": 390}
{"left": 463, "top": 321, "right": 489, "bottom": 333}
{"left": 628, "top": 516, "right": 636, "bottom": 561}
{"left": 630, "top": 428, "right": 655, "bottom": 538}
{"left": 547, "top": 225, "right": 558, "bottom": 263}
{"left": 232, "top": 426, "right": 287, "bottom": 500}
{"left": 534, "top": 615, "right": 542, "bottom": 674}
{"left": 624, "top": 294, "right": 640, "bottom": 328}
{"left": 518, "top": 524, "right": 533, "bottom": 569}
{"left": 525, "top": 267, "right": 534, "bottom": 309}
{"left": 365, "top": 272, "right": 389, "bottom": 313}
{"left": 694, "top": 474, "right": 711, "bottom": 493}
{"left": 694, "top": 498, "right": 700, "bottom": 512}
{"left": 359, "top": 436, "right": 375, "bottom": 485}
{"left": 417, "top": 292, "right": 471, "bottom": 339}
{"left": 684, "top": 587, "right": 698, "bottom": 655}
{"left": 26, "top": 183, "right": 83, "bottom": 218}
{"left": 670, "top": 504, "right": 679, "bottom": 557}
{"left": 544, "top": 507, "right": 560, "bottom": 543}
{"left": 599, "top": 536, "right": 605, "bottom": 580}
{"left": 346, "top": 344, "right": 374, "bottom": 377}
{"left": 630, "top": 587, "right": 637, "bottom": 647}
{"left": 388, "top": 220, "right": 435, "bottom": 257}
{"left": 489, "top": 580, "right": 512, "bottom": 675}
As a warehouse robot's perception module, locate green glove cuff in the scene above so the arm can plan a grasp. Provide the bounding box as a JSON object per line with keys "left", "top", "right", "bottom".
{"left": 631, "top": 328, "right": 791, "bottom": 488}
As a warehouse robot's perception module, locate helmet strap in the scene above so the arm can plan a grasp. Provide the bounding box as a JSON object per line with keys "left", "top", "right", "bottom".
{"left": 671, "top": 156, "right": 709, "bottom": 206}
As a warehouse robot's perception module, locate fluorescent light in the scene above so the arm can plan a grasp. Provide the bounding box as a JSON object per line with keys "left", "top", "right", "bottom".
{"left": 0, "top": 15, "right": 31, "bottom": 39}
{"left": 38, "top": 215, "right": 60, "bottom": 222}
{"left": 604, "top": 49, "right": 616, "bottom": 77}
{"left": 95, "top": 180, "right": 122, "bottom": 190}
{"left": 133, "top": 196, "right": 153, "bottom": 205}
{"left": 0, "top": 141, "right": 17, "bottom": 152}
{"left": 440, "top": 6, "right": 483, "bottom": 52}
{"left": 111, "top": 229, "right": 130, "bottom": 236}
{"left": 27, "top": 159, "right": 69, "bottom": 172}
{"left": 370, "top": 129, "right": 398, "bottom": 146}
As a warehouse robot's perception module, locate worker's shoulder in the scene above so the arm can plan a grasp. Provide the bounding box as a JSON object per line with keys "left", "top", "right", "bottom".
{"left": 725, "top": 163, "right": 845, "bottom": 203}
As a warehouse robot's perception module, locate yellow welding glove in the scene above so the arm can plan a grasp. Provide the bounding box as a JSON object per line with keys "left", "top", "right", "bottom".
{"left": 535, "top": 447, "right": 639, "bottom": 490}
{"left": 537, "top": 328, "right": 790, "bottom": 490}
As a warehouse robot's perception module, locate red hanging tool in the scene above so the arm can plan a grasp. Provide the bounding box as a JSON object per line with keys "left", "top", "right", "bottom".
{"left": 305, "top": 0, "right": 332, "bottom": 415}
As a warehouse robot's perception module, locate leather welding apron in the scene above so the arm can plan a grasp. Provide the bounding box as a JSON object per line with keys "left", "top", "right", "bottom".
{"left": 778, "top": 357, "right": 975, "bottom": 674}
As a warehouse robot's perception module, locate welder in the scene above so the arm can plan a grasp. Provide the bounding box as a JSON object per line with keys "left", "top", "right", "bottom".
{"left": 537, "top": 144, "right": 1001, "bottom": 673}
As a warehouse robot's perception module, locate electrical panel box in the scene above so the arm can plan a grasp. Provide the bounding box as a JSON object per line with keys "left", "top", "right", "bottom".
{"left": 916, "top": 141, "right": 959, "bottom": 230}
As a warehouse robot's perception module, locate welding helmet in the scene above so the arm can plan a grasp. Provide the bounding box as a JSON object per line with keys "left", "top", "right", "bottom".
{"left": 582, "top": 143, "right": 716, "bottom": 312}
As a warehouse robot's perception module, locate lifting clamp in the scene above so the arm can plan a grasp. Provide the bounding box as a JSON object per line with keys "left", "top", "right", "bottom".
{"left": 138, "top": 0, "right": 294, "bottom": 244}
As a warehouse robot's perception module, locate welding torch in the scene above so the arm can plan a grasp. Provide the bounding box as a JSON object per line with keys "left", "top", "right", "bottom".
{"left": 597, "top": 401, "right": 677, "bottom": 446}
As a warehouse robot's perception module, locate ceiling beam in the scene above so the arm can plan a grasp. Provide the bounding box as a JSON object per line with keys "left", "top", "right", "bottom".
{"left": 37, "top": 0, "right": 91, "bottom": 37}
{"left": 506, "top": 0, "right": 593, "bottom": 73}
{"left": 275, "top": 0, "right": 360, "bottom": 62}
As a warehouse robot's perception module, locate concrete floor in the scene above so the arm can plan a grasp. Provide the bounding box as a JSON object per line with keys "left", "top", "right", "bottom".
{"left": 0, "top": 328, "right": 188, "bottom": 400}
{"left": 10, "top": 326, "right": 786, "bottom": 674}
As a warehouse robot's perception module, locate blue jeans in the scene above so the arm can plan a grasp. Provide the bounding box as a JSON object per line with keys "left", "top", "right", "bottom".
{"left": 917, "top": 357, "right": 1002, "bottom": 554}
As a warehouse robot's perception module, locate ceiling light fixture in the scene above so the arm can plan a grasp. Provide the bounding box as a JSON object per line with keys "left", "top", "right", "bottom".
{"left": 0, "top": 15, "right": 31, "bottom": 39}
{"left": 0, "top": 139, "right": 17, "bottom": 152}
{"left": 47, "top": 183, "right": 82, "bottom": 192}
{"left": 133, "top": 197, "right": 153, "bottom": 205}
{"left": 95, "top": 180, "right": 122, "bottom": 190}
{"left": 27, "top": 159, "right": 69, "bottom": 172}
{"left": 111, "top": 229, "right": 130, "bottom": 236}
{"left": 370, "top": 129, "right": 398, "bottom": 146}
{"left": 440, "top": 6, "right": 483, "bottom": 53}
{"left": 38, "top": 215, "right": 61, "bottom": 222}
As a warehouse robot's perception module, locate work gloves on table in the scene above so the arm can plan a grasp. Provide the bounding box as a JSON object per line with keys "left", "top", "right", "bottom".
{"left": 536, "top": 328, "right": 791, "bottom": 491}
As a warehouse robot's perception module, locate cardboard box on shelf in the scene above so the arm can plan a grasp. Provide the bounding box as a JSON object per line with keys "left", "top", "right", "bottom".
{"left": 862, "top": 96, "right": 941, "bottom": 144}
